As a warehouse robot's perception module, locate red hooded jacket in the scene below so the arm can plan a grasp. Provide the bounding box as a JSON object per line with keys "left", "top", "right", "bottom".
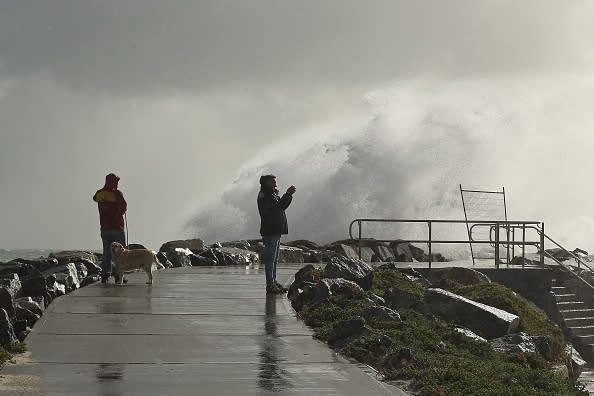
{"left": 93, "top": 173, "right": 127, "bottom": 230}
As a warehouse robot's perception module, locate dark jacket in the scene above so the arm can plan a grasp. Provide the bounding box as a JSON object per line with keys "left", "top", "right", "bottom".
{"left": 93, "top": 173, "right": 127, "bottom": 231}
{"left": 257, "top": 186, "right": 292, "bottom": 236}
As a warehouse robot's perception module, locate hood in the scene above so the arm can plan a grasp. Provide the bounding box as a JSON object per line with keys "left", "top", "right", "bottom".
{"left": 103, "top": 173, "right": 120, "bottom": 191}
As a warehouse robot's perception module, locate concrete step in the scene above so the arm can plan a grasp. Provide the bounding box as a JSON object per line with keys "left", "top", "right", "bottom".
{"left": 561, "top": 309, "right": 594, "bottom": 319}
{"left": 554, "top": 293, "right": 579, "bottom": 303}
{"left": 575, "top": 335, "right": 594, "bottom": 345}
{"left": 552, "top": 286, "right": 571, "bottom": 295}
{"left": 569, "top": 325, "right": 594, "bottom": 336}
{"left": 557, "top": 301, "right": 587, "bottom": 310}
{"left": 565, "top": 317, "right": 594, "bottom": 327}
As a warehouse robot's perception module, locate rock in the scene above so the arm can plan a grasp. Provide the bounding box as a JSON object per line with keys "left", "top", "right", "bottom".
{"left": 375, "top": 245, "right": 396, "bottom": 262}
{"left": 532, "top": 335, "right": 555, "bottom": 361}
{"left": 328, "top": 316, "right": 367, "bottom": 345}
{"left": 190, "top": 254, "right": 218, "bottom": 266}
{"left": 14, "top": 306, "right": 40, "bottom": 327}
{"left": 384, "top": 287, "right": 424, "bottom": 310}
{"left": 220, "top": 240, "right": 252, "bottom": 250}
{"left": 324, "top": 256, "right": 374, "bottom": 290}
{"left": 385, "top": 348, "right": 421, "bottom": 370}
{"left": 288, "top": 277, "right": 363, "bottom": 312}
{"left": 156, "top": 252, "right": 174, "bottom": 268}
{"left": 424, "top": 288, "right": 519, "bottom": 339}
{"left": 454, "top": 327, "right": 487, "bottom": 343}
{"left": 284, "top": 240, "right": 322, "bottom": 251}
{"left": 159, "top": 239, "right": 204, "bottom": 253}
{"left": 427, "top": 267, "right": 491, "bottom": 287}
{"left": 510, "top": 256, "right": 541, "bottom": 266}
{"left": 14, "top": 297, "right": 44, "bottom": 317}
{"left": 359, "top": 306, "right": 401, "bottom": 323}
{"left": 490, "top": 332, "right": 537, "bottom": 355}
{"left": 49, "top": 251, "right": 98, "bottom": 266}
{"left": 293, "top": 264, "right": 319, "bottom": 283}
{"left": 566, "top": 344, "right": 587, "bottom": 379}
{"left": 0, "top": 274, "right": 22, "bottom": 318}
{"left": 45, "top": 274, "right": 66, "bottom": 302}
{"left": 197, "top": 247, "right": 258, "bottom": 266}
{"left": 166, "top": 249, "right": 193, "bottom": 268}
{"left": 20, "top": 271, "right": 46, "bottom": 299}
{"left": 389, "top": 241, "right": 416, "bottom": 262}
{"left": 0, "top": 308, "right": 18, "bottom": 345}
{"left": 45, "top": 263, "right": 80, "bottom": 292}
{"left": 80, "top": 275, "right": 100, "bottom": 287}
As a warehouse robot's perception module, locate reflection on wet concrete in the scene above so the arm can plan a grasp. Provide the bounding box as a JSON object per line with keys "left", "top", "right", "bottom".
{"left": 258, "top": 294, "right": 292, "bottom": 392}
{"left": 95, "top": 363, "right": 124, "bottom": 382}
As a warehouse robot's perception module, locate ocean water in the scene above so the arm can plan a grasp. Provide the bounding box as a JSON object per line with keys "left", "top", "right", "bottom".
{"left": 0, "top": 249, "right": 100, "bottom": 263}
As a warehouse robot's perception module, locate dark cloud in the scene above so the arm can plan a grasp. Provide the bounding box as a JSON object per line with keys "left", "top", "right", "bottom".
{"left": 1, "top": 1, "right": 592, "bottom": 95}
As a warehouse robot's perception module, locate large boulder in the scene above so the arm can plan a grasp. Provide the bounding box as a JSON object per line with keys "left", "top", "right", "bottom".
{"left": 0, "top": 274, "right": 22, "bottom": 318}
{"left": 14, "top": 297, "right": 44, "bottom": 317}
{"left": 324, "top": 256, "right": 374, "bottom": 290}
{"left": 0, "top": 308, "right": 18, "bottom": 345}
{"left": 359, "top": 306, "right": 401, "bottom": 323}
{"left": 284, "top": 240, "right": 322, "bottom": 251}
{"left": 159, "top": 239, "right": 204, "bottom": 253}
{"left": 166, "top": 249, "right": 193, "bottom": 268}
{"left": 427, "top": 267, "right": 491, "bottom": 287}
{"left": 424, "top": 288, "right": 520, "bottom": 339}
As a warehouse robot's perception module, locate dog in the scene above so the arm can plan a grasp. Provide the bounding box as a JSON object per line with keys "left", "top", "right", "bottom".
{"left": 110, "top": 242, "right": 165, "bottom": 284}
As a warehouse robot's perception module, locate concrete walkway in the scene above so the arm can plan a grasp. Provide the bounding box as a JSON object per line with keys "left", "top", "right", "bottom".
{"left": 0, "top": 264, "right": 406, "bottom": 395}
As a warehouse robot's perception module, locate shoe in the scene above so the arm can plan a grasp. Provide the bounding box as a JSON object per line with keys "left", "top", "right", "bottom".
{"left": 266, "top": 284, "right": 281, "bottom": 294}
{"left": 274, "top": 281, "right": 288, "bottom": 293}
{"left": 101, "top": 277, "right": 108, "bottom": 284}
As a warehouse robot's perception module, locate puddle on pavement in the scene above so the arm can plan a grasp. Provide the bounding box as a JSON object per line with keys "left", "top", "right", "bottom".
{"left": 258, "top": 294, "right": 292, "bottom": 392}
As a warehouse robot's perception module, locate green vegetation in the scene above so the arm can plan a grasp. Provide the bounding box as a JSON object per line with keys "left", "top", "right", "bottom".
{"left": 297, "top": 266, "right": 586, "bottom": 395}
{"left": 0, "top": 342, "right": 27, "bottom": 366}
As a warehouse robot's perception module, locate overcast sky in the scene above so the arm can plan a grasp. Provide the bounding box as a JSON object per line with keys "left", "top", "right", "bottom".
{"left": 2, "top": 1, "right": 594, "bottom": 250}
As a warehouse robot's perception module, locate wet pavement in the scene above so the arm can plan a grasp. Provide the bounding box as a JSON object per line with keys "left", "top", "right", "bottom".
{"left": 0, "top": 264, "right": 407, "bottom": 395}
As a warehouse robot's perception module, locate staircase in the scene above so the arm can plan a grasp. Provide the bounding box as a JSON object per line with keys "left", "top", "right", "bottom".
{"left": 552, "top": 280, "right": 594, "bottom": 361}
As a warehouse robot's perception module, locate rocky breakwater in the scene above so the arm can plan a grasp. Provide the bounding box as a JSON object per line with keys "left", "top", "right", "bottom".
{"left": 288, "top": 257, "right": 586, "bottom": 393}
{"left": 0, "top": 251, "right": 102, "bottom": 344}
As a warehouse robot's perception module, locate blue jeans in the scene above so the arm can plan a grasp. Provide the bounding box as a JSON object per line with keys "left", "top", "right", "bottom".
{"left": 262, "top": 235, "right": 281, "bottom": 287}
{"left": 101, "top": 229, "right": 126, "bottom": 278}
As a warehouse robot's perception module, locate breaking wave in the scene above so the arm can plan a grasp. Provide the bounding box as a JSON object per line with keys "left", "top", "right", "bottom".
{"left": 187, "top": 76, "right": 594, "bottom": 253}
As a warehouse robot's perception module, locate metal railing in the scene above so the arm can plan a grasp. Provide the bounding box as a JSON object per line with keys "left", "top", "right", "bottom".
{"left": 348, "top": 219, "right": 543, "bottom": 268}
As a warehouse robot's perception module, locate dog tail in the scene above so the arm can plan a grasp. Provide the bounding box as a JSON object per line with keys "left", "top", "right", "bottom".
{"left": 153, "top": 252, "right": 166, "bottom": 269}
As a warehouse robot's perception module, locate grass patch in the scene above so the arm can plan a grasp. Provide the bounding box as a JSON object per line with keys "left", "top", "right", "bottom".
{"left": 371, "top": 267, "right": 426, "bottom": 299}
{"left": 0, "top": 342, "right": 27, "bottom": 366}
{"left": 298, "top": 267, "right": 586, "bottom": 395}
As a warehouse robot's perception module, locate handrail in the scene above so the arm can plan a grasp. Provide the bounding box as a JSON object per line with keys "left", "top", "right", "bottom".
{"left": 348, "top": 218, "right": 543, "bottom": 268}
{"left": 348, "top": 217, "right": 594, "bottom": 299}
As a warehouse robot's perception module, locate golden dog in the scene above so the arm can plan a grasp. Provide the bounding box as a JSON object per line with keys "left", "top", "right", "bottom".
{"left": 110, "top": 242, "right": 165, "bottom": 284}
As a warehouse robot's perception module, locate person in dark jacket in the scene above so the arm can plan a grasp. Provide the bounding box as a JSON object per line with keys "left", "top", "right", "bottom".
{"left": 93, "top": 173, "right": 127, "bottom": 283}
{"left": 257, "top": 174, "right": 296, "bottom": 293}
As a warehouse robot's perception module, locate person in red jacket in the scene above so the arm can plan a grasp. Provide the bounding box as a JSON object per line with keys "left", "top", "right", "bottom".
{"left": 93, "top": 173, "right": 127, "bottom": 283}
